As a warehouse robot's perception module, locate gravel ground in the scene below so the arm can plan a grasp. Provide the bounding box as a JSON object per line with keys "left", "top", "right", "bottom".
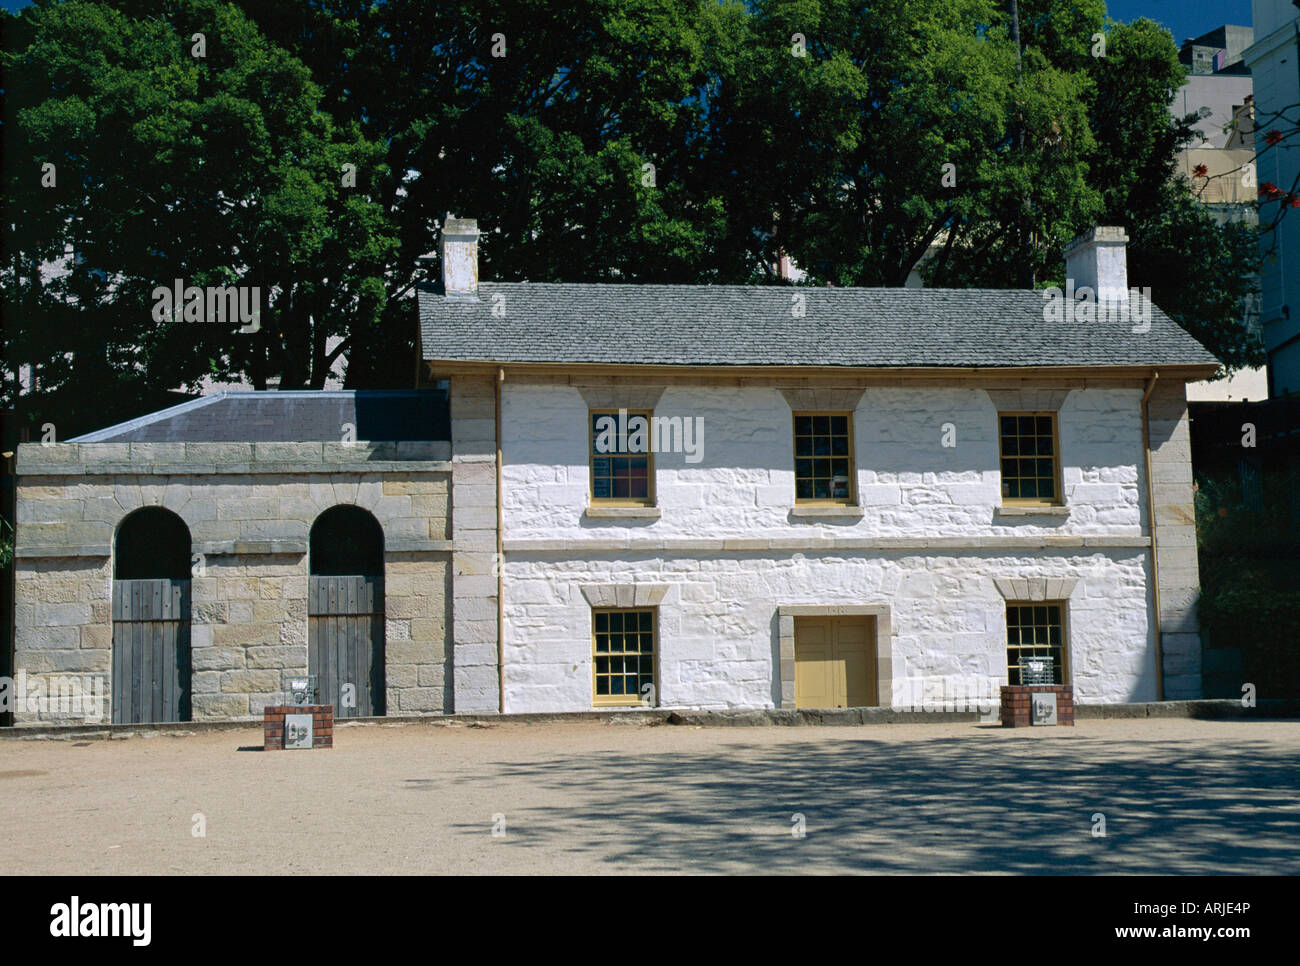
{"left": 1, "top": 717, "right": 1297, "bottom": 875}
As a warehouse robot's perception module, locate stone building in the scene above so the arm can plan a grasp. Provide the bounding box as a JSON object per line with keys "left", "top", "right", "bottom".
{"left": 12, "top": 391, "right": 450, "bottom": 722}
{"left": 11, "top": 221, "right": 1217, "bottom": 723}
{"left": 420, "top": 222, "right": 1216, "bottom": 714}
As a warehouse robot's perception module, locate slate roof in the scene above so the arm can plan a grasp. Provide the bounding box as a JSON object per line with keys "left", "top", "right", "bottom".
{"left": 72, "top": 390, "right": 449, "bottom": 442}
{"left": 418, "top": 282, "right": 1220, "bottom": 369}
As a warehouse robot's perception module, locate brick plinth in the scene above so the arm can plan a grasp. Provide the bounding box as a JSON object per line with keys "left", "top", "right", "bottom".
{"left": 263, "top": 705, "right": 334, "bottom": 750}
{"left": 1000, "top": 685, "right": 1075, "bottom": 727}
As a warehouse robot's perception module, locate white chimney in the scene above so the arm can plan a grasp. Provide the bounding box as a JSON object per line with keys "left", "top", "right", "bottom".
{"left": 440, "top": 217, "right": 480, "bottom": 298}
{"left": 1064, "top": 226, "right": 1129, "bottom": 303}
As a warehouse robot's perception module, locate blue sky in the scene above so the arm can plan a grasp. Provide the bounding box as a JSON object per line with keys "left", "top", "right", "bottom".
{"left": 0, "top": 0, "right": 1255, "bottom": 43}
{"left": 1103, "top": 0, "right": 1254, "bottom": 45}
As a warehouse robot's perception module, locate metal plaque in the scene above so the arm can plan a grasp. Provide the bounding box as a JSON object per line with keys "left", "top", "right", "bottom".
{"left": 1031, "top": 692, "right": 1058, "bottom": 726}
{"left": 285, "top": 713, "right": 314, "bottom": 749}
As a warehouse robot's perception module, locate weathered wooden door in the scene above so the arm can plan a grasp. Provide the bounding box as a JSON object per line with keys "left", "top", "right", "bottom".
{"left": 111, "top": 578, "right": 192, "bottom": 723}
{"left": 308, "top": 575, "right": 385, "bottom": 717}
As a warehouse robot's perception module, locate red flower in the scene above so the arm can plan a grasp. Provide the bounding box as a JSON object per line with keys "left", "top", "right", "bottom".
{"left": 1290, "top": 194, "right": 1300, "bottom": 209}
{"left": 1265, "top": 129, "right": 1284, "bottom": 146}
{"left": 1192, "top": 163, "right": 1209, "bottom": 178}
{"left": 1259, "top": 182, "right": 1285, "bottom": 200}
{"left": 1218, "top": 507, "right": 1229, "bottom": 517}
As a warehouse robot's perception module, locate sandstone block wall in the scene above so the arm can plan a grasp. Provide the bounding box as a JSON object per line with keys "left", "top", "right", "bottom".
{"left": 1146, "top": 378, "right": 1203, "bottom": 699}
{"left": 13, "top": 441, "right": 452, "bottom": 724}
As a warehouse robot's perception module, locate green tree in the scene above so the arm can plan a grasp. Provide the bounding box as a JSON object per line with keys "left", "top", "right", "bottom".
{"left": 2, "top": 0, "right": 395, "bottom": 436}
{"left": 1083, "top": 15, "right": 1263, "bottom": 371}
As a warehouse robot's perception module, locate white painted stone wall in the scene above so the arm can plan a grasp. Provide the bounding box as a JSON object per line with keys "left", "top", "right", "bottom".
{"left": 502, "top": 549, "right": 1155, "bottom": 712}
{"left": 501, "top": 384, "right": 1147, "bottom": 541}
{"left": 498, "top": 382, "right": 1159, "bottom": 712}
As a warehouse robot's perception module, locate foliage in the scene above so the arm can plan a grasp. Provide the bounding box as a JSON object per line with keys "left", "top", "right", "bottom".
{"left": 1195, "top": 471, "right": 1300, "bottom": 696}
{"left": 1, "top": 0, "right": 1270, "bottom": 427}
{"left": 0, "top": 517, "right": 13, "bottom": 569}
{"left": 2, "top": 0, "right": 395, "bottom": 437}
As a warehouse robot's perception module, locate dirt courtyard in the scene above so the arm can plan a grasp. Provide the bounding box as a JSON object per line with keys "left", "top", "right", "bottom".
{"left": 2, "top": 717, "right": 1297, "bottom": 875}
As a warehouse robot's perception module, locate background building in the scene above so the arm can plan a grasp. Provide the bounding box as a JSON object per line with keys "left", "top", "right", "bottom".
{"left": 1242, "top": 1, "right": 1300, "bottom": 398}
{"left": 1176, "top": 24, "right": 1269, "bottom": 403}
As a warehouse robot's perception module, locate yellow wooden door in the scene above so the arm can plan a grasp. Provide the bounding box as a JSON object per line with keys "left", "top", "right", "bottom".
{"left": 795, "top": 616, "right": 876, "bottom": 708}
{"left": 793, "top": 617, "right": 835, "bottom": 708}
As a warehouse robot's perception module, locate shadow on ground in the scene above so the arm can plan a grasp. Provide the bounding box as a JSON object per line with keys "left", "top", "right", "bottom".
{"left": 453, "top": 728, "right": 1300, "bottom": 874}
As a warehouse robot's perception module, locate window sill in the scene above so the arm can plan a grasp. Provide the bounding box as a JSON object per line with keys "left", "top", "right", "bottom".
{"left": 790, "top": 505, "right": 865, "bottom": 519}
{"left": 995, "top": 505, "right": 1070, "bottom": 518}
{"left": 584, "top": 506, "right": 662, "bottom": 520}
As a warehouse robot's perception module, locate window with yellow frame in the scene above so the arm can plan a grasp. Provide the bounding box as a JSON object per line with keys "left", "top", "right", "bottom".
{"left": 1006, "top": 602, "right": 1068, "bottom": 685}
{"left": 793, "top": 411, "right": 855, "bottom": 503}
{"left": 998, "top": 412, "right": 1061, "bottom": 504}
{"left": 592, "top": 608, "right": 656, "bottom": 706}
{"left": 589, "top": 409, "right": 654, "bottom": 505}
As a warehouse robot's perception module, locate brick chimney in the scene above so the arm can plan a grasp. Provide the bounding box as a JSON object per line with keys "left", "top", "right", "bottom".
{"left": 1064, "top": 226, "right": 1129, "bottom": 303}
{"left": 441, "top": 217, "right": 480, "bottom": 298}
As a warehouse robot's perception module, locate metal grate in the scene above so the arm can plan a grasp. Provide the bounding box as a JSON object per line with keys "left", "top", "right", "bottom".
{"left": 1020, "top": 657, "right": 1055, "bottom": 686}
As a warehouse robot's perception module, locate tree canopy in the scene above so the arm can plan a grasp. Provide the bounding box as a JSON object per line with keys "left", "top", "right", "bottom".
{"left": 2, "top": 0, "right": 1270, "bottom": 437}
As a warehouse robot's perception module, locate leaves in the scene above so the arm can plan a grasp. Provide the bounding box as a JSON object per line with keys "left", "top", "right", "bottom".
{"left": 3, "top": 0, "right": 1269, "bottom": 432}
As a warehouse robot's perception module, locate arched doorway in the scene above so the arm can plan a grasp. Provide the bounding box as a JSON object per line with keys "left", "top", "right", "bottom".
{"left": 112, "top": 507, "right": 192, "bottom": 723}
{"left": 308, "top": 506, "right": 385, "bottom": 717}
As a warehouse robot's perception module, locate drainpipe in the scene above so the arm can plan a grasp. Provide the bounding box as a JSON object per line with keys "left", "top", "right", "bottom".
{"left": 1141, "top": 370, "right": 1164, "bottom": 700}
{"left": 496, "top": 366, "right": 505, "bottom": 713}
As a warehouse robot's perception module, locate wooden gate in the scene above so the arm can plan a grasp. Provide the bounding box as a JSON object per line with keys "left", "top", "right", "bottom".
{"left": 308, "top": 575, "right": 385, "bottom": 717}
{"left": 111, "top": 578, "right": 192, "bottom": 724}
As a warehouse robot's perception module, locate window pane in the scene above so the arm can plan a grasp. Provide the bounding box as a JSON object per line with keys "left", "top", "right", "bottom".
{"left": 795, "top": 415, "right": 813, "bottom": 435}
{"left": 1001, "top": 416, "right": 1016, "bottom": 435}
{"left": 1036, "top": 416, "right": 1052, "bottom": 435}
{"left": 1003, "top": 436, "right": 1019, "bottom": 456}
{"left": 794, "top": 413, "right": 853, "bottom": 502}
